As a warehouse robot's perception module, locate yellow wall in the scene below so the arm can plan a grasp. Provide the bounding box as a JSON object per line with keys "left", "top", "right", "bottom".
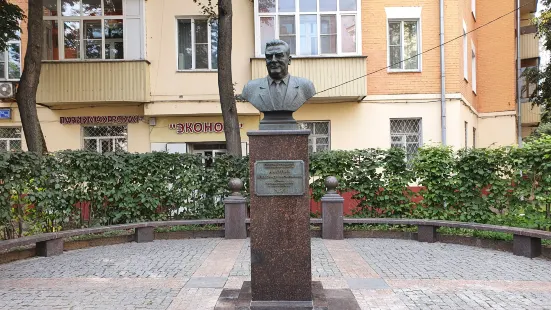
{"left": 146, "top": 0, "right": 254, "bottom": 104}
{"left": 478, "top": 113, "right": 517, "bottom": 147}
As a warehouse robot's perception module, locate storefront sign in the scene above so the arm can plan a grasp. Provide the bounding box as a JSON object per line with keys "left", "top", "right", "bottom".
{"left": 0, "top": 108, "right": 11, "bottom": 120}
{"left": 254, "top": 160, "right": 305, "bottom": 196}
{"left": 60, "top": 115, "right": 144, "bottom": 125}
{"left": 169, "top": 122, "right": 243, "bottom": 134}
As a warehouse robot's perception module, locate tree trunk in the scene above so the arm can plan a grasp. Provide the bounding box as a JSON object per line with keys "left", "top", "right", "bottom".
{"left": 217, "top": 0, "right": 242, "bottom": 156}
{"left": 15, "top": 0, "right": 47, "bottom": 154}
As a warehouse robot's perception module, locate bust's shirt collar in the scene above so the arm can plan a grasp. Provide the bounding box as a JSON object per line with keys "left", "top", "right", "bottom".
{"left": 267, "top": 74, "right": 290, "bottom": 85}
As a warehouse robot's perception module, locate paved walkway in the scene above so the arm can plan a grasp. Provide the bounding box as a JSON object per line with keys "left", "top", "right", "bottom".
{"left": 1, "top": 238, "right": 551, "bottom": 309}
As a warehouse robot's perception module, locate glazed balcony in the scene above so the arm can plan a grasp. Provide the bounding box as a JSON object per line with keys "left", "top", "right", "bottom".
{"left": 251, "top": 56, "right": 367, "bottom": 103}
{"left": 36, "top": 60, "right": 150, "bottom": 105}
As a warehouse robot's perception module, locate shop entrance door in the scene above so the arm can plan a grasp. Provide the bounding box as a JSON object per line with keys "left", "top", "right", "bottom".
{"left": 192, "top": 144, "right": 227, "bottom": 167}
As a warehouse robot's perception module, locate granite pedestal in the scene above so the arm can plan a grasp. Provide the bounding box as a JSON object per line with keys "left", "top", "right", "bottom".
{"left": 248, "top": 129, "right": 312, "bottom": 307}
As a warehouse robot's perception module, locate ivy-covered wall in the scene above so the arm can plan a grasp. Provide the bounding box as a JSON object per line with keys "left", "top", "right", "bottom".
{"left": 1, "top": 135, "right": 550, "bottom": 239}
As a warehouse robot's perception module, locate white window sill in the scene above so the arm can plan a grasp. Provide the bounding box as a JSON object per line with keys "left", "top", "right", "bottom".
{"left": 176, "top": 70, "right": 218, "bottom": 73}
{"left": 387, "top": 69, "right": 422, "bottom": 73}
{"left": 0, "top": 79, "right": 19, "bottom": 82}
{"left": 42, "top": 59, "right": 150, "bottom": 64}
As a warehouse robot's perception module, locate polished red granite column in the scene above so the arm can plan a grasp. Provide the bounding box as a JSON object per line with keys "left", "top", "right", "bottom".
{"left": 248, "top": 129, "right": 312, "bottom": 308}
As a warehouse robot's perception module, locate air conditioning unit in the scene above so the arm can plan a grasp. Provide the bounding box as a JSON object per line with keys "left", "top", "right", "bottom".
{"left": 0, "top": 82, "right": 14, "bottom": 99}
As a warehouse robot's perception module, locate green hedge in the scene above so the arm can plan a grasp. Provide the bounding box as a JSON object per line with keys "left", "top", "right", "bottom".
{"left": 1, "top": 135, "right": 551, "bottom": 239}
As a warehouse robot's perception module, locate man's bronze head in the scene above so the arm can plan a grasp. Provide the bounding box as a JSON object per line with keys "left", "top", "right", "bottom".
{"left": 265, "top": 39, "right": 292, "bottom": 80}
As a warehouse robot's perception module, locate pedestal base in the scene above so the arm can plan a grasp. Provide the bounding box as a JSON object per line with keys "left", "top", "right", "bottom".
{"left": 214, "top": 281, "right": 361, "bottom": 310}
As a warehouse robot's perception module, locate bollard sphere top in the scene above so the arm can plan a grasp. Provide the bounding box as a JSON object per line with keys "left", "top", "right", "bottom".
{"left": 228, "top": 178, "right": 244, "bottom": 196}
{"left": 325, "top": 176, "right": 338, "bottom": 194}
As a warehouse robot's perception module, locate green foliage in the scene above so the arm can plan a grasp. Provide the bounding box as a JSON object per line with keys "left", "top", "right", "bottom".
{"left": 0, "top": 150, "right": 248, "bottom": 239}
{"left": 0, "top": 1, "right": 25, "bottom": 51}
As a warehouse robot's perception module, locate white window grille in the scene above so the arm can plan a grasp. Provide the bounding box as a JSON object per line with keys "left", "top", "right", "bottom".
{"left": 0, "top": 39, "right": 21, "bottom": 81}
{"left": 0, "top": 127, "right": 22, "bottom": 151}
{"left": 82, "top": 125, "right": 127, "bottom": 153}
{"left": 388, "top": 19, "right": 420, "bottom": 71}
{"left": 390, "top": 118, "right": 421, "bottom": 163}
{"left": 255, "top": 0, "right": 359, "bottom": 56}
{"left": 298, "top": 121, "right": 330, "bottom": 153}
{"left": 42, "top": 0, "right": 130, "bottom": 60}
{"left": 177, "top": 18, "right": 218, "bottom": 70}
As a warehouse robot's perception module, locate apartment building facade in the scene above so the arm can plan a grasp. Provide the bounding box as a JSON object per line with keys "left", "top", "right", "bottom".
{"left": 0, "top": 0, "right": 540, "bottom": 157}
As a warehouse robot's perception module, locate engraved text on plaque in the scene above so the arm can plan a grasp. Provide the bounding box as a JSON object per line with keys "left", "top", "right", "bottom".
{"left": 254, "top": 160, "right": 305, "bottom": 196}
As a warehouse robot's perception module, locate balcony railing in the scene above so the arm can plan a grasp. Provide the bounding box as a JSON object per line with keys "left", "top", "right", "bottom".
{"left": 37, "top": 60, "right": 150, "bottom": 105}
{"left": 251, "top": 56, "right": 367, "bottom": 102}
{"left": 520, "top": 25, "right": 539, "bottom": 60}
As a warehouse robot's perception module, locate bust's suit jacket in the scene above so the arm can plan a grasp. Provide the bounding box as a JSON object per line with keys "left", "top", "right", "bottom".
{"left": 241, "top": 75, "right": 316, "bottom": 112}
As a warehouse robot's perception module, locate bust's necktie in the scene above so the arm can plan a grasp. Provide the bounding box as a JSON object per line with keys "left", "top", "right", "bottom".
{"left": 273, "top": 80, "right": 284, "bottom": 108}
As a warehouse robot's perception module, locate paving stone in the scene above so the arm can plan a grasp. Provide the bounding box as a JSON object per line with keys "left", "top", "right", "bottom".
{"left": 347, "top": 278, "right": 390, "bottom": 290}
{"left": 185, "top": 277, "right": 228, "bottom": 288}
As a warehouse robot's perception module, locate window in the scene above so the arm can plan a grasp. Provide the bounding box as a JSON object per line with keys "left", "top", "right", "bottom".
{"left": 255, "top": 0, "right": 359, "bottom": 56}
{"left": 388, "top": 20, "right": 420, "bottom": 71}
{"left": 464, "top": 121, "right": 468, "bottom": 148}
{"left": 42, "top": 0, "right": 133, "bottom": 60}
{"left": 177, "top": 18, "right": 218, "bottom": 70}
{"left": 471, "top": 42, "right": 476, "bottom": 93}
{"left": 520, "top": 67, "right": 537, "bottom": 102}
{"left": 0, "top": 127, "right": 22, "bottom": 151}
{"left": 463, "top": 21, "right": 468, "bottom": 80}
{"left": 298, "top": 121, "right": 330, "bottom": 153}
{"left": 0, "top": 40, "right": 22, "bottom": 80}
{"left": 390, "top": 118, "right": 421, "bottom": 163}
{"left": 82, "top": 125, "right": 127, "bottom": 153}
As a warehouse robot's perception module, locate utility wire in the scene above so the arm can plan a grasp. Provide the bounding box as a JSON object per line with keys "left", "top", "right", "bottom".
{"left": 314, "top": 2, "right": 531, "bottom": 96}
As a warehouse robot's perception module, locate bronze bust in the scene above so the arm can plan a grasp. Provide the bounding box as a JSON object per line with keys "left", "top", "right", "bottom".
{"left": 242, "top": 40, "right": 316, "bottom": 130}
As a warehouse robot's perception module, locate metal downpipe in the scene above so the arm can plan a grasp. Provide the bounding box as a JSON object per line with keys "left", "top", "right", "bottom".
{"left": 440, "top": 0, "right": 447, "bottom": 145}
{"left": 517, "top": 0, "right": 523, "bottom": 147}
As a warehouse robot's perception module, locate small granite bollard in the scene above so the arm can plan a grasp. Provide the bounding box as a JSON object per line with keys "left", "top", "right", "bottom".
{"left": 36, "top": 238, "right": 63, "bottom": 257}
{"left": 322, "top": 176, "right": 344, "bottom": 240}
{"left": 135, "top": 227, "right": 154, "bottom": 243}
{"left": 224, "top": 178, "right": 247, "bottom": 239}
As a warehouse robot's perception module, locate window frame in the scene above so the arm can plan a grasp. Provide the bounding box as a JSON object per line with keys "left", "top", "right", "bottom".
{"left": 253, "top": 0, "right": 361, "bottom": 57}
{"left": 42, "top": 0, "right": 126, "bottom": 60}
{"left": 81, "top": 124, "right": 128, "bottom": 153}
{"left": 471, "top": 40, "right": 477, "bottom": 94}
{"left": 463, "top": 20, "right": 468, "bottom": 81}
{"left": 0, "top": 39, "right": 22, "bottom": 81}
{"left": 389, "top": 118, "right": 422, "bottom": 163}
{"left": 471, "top": 0, "right": 476, "bottom": 20}
{"left": 386, "top": 19, "right": 421, "bottom": 72}
{"left": 175, "top": 16, "right": 218, "bottom": 71}
{"left": 0, "top": 127, "right": 23, "bottom": 151}
{"left": 298, "top": 120, "right": 331, "bottom": 153}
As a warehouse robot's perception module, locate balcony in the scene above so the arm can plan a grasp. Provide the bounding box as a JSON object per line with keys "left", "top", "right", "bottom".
{"left": 520, "top": 25, "right": 539, "bottom": 60}
{"left": 521, "top": 101, "right": 542, "bottom": 125}
{"left": 251, "top": 56, "right": 367, "bottom": 103}
{"left": 36, "top": 60, "right": 150, "bottom": 105}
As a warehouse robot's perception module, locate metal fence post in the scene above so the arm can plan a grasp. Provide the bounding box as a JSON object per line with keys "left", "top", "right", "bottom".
{"left": 224, "top": 178, "right": 247, "bottom": 239}
{"left": 322, "top": 176, "right": 344, "bottom": 240}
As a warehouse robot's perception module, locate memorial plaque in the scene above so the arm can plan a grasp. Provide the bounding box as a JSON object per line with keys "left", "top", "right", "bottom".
{"left": 254, "top": 160, "right": 305, "bottom": 196}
